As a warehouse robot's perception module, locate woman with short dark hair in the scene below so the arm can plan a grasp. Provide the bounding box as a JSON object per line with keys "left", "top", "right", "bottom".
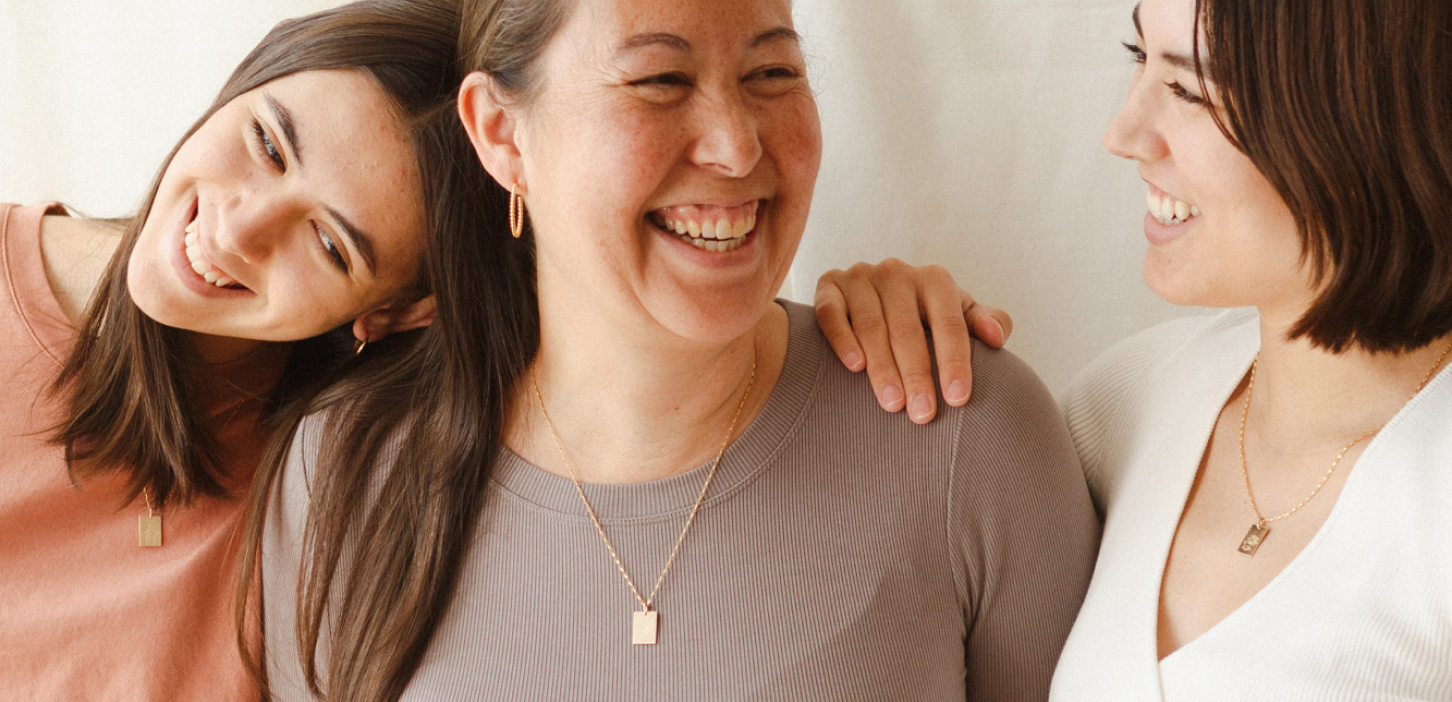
{"left": 821, "top": 0, "right": 1452, "bottom": 698}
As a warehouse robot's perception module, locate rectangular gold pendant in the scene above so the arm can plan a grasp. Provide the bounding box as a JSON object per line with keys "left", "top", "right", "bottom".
{"left": 1238, "top": 523, "right": 1269, "bottom": 557}
{"left": 139, "top": 515, "right": 163, "bottom": 547}
{"left": 632, "top": 610, "right": 659, "bottom": 646}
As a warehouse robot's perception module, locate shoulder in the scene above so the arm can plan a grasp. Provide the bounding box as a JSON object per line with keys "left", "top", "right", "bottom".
{"left": 1061, "top": 309, "right": 1258, "bottom": 507}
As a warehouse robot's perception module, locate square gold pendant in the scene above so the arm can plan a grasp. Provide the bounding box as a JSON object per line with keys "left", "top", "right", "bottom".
{"left": 1238, "top": 523, "right": 1269, "bottom": 557}
{"left": 139, "top": 515, "right": 163, "bottom": 547}
{"left": 632, "top": 610, "right": 659, "bottom": 645}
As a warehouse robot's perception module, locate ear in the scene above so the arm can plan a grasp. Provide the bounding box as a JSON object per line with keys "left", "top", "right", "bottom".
{"left": 458, "top": 71, "right": 525, "bottom": 194}
{"left": 352, "top": 295, "right": 437, "bottom": 343}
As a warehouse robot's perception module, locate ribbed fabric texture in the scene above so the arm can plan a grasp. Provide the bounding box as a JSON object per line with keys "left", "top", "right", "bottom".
{"left": 1052, "top": 309, "right": 1452, "bottom": 701}
{"left": 264, "top": 301, "right": 1097, "bottom": 701}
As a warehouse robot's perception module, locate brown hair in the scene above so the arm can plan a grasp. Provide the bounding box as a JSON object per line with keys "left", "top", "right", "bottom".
{"left": 257, "top": 0, "right": 566, "bottom": 700}
{"left": 52, "top": 0, "right": 466, "bottom": 509}
{"left": 1193, "top": 0, "right": 1452, "bottom": 352}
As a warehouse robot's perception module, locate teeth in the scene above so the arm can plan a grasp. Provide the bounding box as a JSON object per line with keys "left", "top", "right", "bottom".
{"left": 653, "top": 210, "right": 757, "bottom": 251}
{"left": 1147, "top": 188, "right": 1200, "bottom": 226}
{"left": 183, "top": 225, "right": 243, "bottom": 289}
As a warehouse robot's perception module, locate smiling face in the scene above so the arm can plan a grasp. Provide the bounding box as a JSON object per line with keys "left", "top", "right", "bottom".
{"left": 128, "top": 69, "right": 427, "bottom": 350}
{"left": 1104, "top": 0, "right": 1311, "bottom": 316}
{"left": 498, "top": 0, "right": 822, "bottom": 345}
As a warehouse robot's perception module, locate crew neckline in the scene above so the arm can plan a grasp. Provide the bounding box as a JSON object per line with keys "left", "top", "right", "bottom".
{"left": 489, "top": 301, "right": 825, "bottom": 524}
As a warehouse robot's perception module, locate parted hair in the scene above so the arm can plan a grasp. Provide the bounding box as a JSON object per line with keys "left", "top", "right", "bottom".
{"left": 1195, "top": 0, "right": 1452, "bottom": 352}
{"left": 260, "top": 0, "right": 566, "bottom": 700}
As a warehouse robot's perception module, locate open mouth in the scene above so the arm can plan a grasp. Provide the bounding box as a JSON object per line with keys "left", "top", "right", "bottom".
{"left": 182, "top": 212, "right": 247, "bottom": 290}
{"left": 647, "top": 200, "right": 759, "bottom": 253}
{"left": 1147, "top": 186, "right": 1201, "bottom": 226}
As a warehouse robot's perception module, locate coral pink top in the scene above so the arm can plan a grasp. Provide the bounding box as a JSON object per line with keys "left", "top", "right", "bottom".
{"left": 0, "top": 203, "right": 282, "bottom": 701}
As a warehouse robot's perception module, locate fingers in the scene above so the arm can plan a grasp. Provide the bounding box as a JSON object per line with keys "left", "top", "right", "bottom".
{"left": 834, "top": 262, "right": 911, "bottom": 414}
{"left": 814, "top": 271, "right": 865, "bottom": 372}
{"left": 963, "top": 294, "right": 1013, "bottom": 348}
{"left": 916, "top": 265, "right": 973, "bottom": 408}
{"left": 872, "top": 260, "right": 941, "bottom": 424}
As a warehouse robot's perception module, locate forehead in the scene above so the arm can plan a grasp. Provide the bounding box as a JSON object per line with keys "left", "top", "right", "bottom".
{"left": 1137, "top": 0, "right": 1199, "bottom": 48}
{"left": 566, "top": 0, "right": 797, "bottom": 51}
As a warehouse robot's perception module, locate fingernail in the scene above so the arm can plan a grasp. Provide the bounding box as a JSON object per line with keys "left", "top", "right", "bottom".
{"left": 946, "top": 380, "right": 969, "bottom": 404}
{"left": 843, "top": 351, "right": 862, "bottom": 370}
{"left": 989, "top": 318, "right": 1005, "bottom": 345}
{"left": 882, "top": 384, "right": 905, "bottom": 408}
{"left": 909, "top": 394, "right": 933, "bottom": 421}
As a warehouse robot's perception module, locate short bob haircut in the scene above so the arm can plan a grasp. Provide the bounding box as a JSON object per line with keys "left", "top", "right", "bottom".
{"left": 1192, "top": 0, "right": 1452, "bottom": 353}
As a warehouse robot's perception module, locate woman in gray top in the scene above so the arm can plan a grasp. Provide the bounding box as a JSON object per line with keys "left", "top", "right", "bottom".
{"left": 258, "top": 0, "right": 1096, "bottom": 699}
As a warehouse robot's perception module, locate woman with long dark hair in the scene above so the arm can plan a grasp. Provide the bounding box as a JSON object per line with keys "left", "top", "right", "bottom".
{"left": 258, "top": 0, "right": 1096, "bottom": 699}
{"left": 0, "top": 1, "right": 526, "bottom": 698}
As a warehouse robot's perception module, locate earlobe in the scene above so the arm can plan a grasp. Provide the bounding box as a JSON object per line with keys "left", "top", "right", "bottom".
{"left": 458, "top": 72, "right": 524, "bottom": 192}
{"left": 353, "top": 295, "right": 438, "bottom": 344}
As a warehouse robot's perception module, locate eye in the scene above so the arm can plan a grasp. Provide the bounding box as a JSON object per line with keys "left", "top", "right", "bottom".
{"left": 629, "top": 72, "right": 693, "bottom": 88}
{"left": 1121, "top": 40, "right": 1147, "bottom": 64}
{"left": 313, "top": 223, "right": 349, "bottom": 273}
{"left": 251, "top": 120, "right": 285, "bottom": 170}
{"left": 745, "top": 64, "right": 806, "bottom": 97}
{"left": 1165, "top": 80, "right": 1209, "bottom": 107}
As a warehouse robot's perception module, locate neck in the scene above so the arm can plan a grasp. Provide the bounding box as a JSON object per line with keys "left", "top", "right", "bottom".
{"left": 511, "top": 301, "right": 789, "bottom": 485}
{"left": 185, "top": 331, "right": 273, "bottom": 365}
{"left": 1247, "top": 311, "right": 1452, "bottom": 448}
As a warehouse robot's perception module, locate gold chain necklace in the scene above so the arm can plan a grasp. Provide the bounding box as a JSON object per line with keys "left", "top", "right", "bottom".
{"left": 1236, "top": 341, "right": 1452, "bottom": 556}
{"left": 530, "top": 355, "right": 756, "bottom": 645}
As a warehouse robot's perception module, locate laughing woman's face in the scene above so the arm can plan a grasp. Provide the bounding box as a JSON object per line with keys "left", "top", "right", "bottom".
{"left": 129, "top": 69, "right": 429, "bottom": 349}
{"left": 1103, "top": 0, "right": 1311, "bottom": 317}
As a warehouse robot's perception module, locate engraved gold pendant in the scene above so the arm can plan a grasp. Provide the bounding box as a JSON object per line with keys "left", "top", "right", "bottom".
{"left": 1238, "top": 523, "right": 1269, "bottom": 556}
{"left": 139, "top": 514, "right": 163, "bottom": 547}
{"left": 632, "top": 610, "right": 659, "bottom": 646}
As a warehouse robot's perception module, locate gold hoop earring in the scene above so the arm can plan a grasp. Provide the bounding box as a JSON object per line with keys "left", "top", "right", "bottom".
{"left": 509, "top": 183, "right": 525, "bottom": 239}
{"left": 353, "top": 337, "right": 368, "bottom": 356}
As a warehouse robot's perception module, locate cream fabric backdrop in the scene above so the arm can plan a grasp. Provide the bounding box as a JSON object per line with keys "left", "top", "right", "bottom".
{"left": 0, "top": 0, "right": 1193, "bottom": 393}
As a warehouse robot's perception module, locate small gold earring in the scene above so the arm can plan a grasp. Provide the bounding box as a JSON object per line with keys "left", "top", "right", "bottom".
{"left": 353, "top": 337, "right": 368, "bottom": 356}
{"left": 509, "top": 183, "right": 525, "bottom": 239}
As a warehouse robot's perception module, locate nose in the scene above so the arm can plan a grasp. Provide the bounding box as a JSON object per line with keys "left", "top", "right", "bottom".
{"left": 690, "top": 91, "right": 763, "bottom": 178}
{"left": 1102, "top": 74, "right": 1168, "bottom": 163}
{"left": 211, "top": 189, "right": 298, "bottom": 263}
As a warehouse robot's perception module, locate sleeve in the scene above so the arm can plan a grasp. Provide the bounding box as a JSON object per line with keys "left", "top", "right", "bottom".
{"left": 1059, "top": 313, "right": 1213, "bottom": 518}
{"left": 946, "top": 343, "right": 1099, "bottom": 702}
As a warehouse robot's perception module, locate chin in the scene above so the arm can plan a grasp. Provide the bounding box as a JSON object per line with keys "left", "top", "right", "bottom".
{"left": 653, "top": 291, "right": 776, "bottom": 347}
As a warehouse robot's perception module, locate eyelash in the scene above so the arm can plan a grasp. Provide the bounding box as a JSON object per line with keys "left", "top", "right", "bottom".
{"left": 1121, "top": 41, "right": 1209, "bottom": 107}
{"left": 313, "top": 223, "right": 348, "bottom": 273}
{"left": 251, "top": 119, "right": 284, "bottom": 170}
{"left": 1122, "top": 40, "right": 1147, "bottom": 64}
{"left": 1165, "top": 81, "right": 1208, "bottom": 106}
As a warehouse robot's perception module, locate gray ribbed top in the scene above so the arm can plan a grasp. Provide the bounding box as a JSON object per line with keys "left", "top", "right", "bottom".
{"left": 264, "top": 302, "right": 1098, "bottom": 701}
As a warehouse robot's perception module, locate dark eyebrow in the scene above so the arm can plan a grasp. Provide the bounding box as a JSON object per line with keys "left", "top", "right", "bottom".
{"left": 326, "top": 206, "right": 377, "bottom": 277}
{"left": 264, "top": 95, "right": 302, "bottom": 168}
{"left": 751, "top": 27, "right": 800, "bottom": 48}
{"left": 618, "top": 32, "right": 691, "bottom": 55}
{"left": 617, "top": 26, "right": 800, "bottom": 56}
{"left": 1131, "top": 4, "right": 1198, "bottom": 72}
{"left": 1161, "top": 51, "right": 1197, "bottom": 71}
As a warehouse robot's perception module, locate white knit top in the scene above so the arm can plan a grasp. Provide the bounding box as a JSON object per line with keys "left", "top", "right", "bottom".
{"left": 1049, "top": 308, "right": 1452, "bottom": 701}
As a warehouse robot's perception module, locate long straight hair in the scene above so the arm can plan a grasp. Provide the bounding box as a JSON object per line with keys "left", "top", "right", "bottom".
{"left": 51, "top": 0, "right": 466, "bottom": 510}
{"left": 259, "top": 0, "right": 567, "bottom": 699}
